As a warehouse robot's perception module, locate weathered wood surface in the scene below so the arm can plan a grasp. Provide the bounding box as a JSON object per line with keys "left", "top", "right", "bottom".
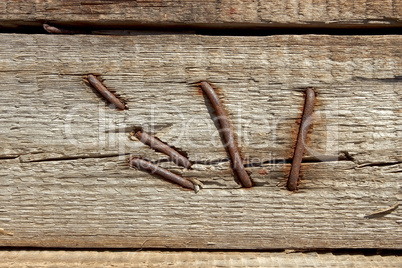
{"left": 0, "top": 0, "right": 401, "bottom": 28}
{"left": 1, "top": 157, "right": 401, "bottom": 248}
{"left": 0, "top": 34, "right": 401, "bottom": 249}
{"left": 1, "top": 251, "right": 401, "bottom": 268}
{"left": 0, "top": 34, "right": 400, "bottom": 164}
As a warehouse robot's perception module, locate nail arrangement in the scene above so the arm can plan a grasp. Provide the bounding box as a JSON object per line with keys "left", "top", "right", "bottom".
{"left": 200, "top": 81, "right": 253, "bottom": 188}
{"left": 130, "top": 129, "right": 196, "bottom": 191}
{"left": 84, "top": 73, "right": 317, "bottom": 192}
{"left": 128, "top": 157, "right": 195, "bottom": 190}
{"left": 86, "top": 74, "right": 127, "bottom": 110}
{"left": 287, "top": 88, "right": 316, "bottom": 191}
{"left": 134, "top": 129, "right": 192, "bottom": 169}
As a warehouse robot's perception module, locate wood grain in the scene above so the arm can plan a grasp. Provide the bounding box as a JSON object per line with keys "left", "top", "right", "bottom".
{"left": 1, "top": 251, "right": 401, "bottom": 268}
{"left": 0, "top": 0, "right": 401, "bottom": 28}
{"left": 0, "top": 34, "right": 401, "bottom": 249}
{"left": 0, "top": 156, "right": 401, "bottom": 248}
{"left": 0, "top": 34, "right": 400, "bottom": 164}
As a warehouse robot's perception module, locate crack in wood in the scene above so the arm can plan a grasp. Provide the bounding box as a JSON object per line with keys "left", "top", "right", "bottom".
{"left": 1, "top": 153, "right": 356, "bottom": 168}
{"left": 2, "top": 23, "right": 402, "bottom": 36}
{"left": 357, "top": 161, "right": 402, "bottom": 168}
{"left": 0, "top": 155, "right": 19, "bottom": 160}
{"left": 364, "top": 203, "right": 400, "bottom": 219}
{"left": 22, "top": 153, "right": 130, "bottom": 163}
{"left": 353, "top": 75, "right": 402, "bottom": 82}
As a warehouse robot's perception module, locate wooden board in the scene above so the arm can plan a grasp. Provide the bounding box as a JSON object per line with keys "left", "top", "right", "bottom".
{"left": 0, "top": 0, "right": 401, "bottom": 29}
{"left": 0, "top": 34, "right": 401, "bottom": 249}
{"left": 1, "top": 251, "right": 401, "bottom": 268}
{"left": 0, "top": 34, "right": 400, "bottom": 164}
{"left": 1, "top": 158, "right": 401, "bottom": 248}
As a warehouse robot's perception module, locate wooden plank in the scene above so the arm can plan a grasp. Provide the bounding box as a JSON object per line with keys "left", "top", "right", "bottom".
{"left": 0, "top": 34, "right": 400, "bottom": 164}
{"left": 0, "top": 34, "right": 401, "bottom": 249}
{"left": 1, "top": 251, "right": 401, "bottom": 268}
{"left": 0, "top": 158, "right": 401, "bottom": 248}
{"left": 0, "top": 0, "right": 401, "bottom": 28}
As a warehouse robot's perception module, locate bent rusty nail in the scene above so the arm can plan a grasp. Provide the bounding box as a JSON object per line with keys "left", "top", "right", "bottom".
{"left": 134, "top": 130, "right": 192, "bottom": 169}
{"left": 129, "top": 157, "right": 195, "bottom": 190}
{"left": 43, "top": 23, "right": 85, "bottom": 34}
{"left": 199, "top": 81, "right": 253, "bottom": 188}
{"left": 287, "top": 87, "right": 316, "bottom": 191}
{"left": 86, "top": 74, "right": 126, "bottom": 110}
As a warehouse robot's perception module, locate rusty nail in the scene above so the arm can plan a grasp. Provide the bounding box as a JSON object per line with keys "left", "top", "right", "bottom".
{"left": 129, "top": 157, "right": 195, "bottom": 190}
{"left": 43, "top": 23, "right": 85, "bottom": 34}
{"left": 287, "top": 87, "right": 316, "bottom": 191}
{"left": 86, "top": 74, "right": 126, "bottom": 110}
{"left": 134, "top": 130, "right": 192, "bottom": 169}
{"left": 199, "top": 81, "right": 253, "bottom": 188}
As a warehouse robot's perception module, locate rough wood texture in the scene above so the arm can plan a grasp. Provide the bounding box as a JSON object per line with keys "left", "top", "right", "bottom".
{"left": 0, "top": 0, "right": 401, "bottom": 28}
{"left": 0, "top": 34, "right": 400, "bottom": 164}
{"left": 1, "top": 251, "right": 402, "bottom": 268}
{"left": 0, "top": 34, "right": 401, "bottom": 249}
{"left": 1, "top": 158, "right": 401, "bottom": 248}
